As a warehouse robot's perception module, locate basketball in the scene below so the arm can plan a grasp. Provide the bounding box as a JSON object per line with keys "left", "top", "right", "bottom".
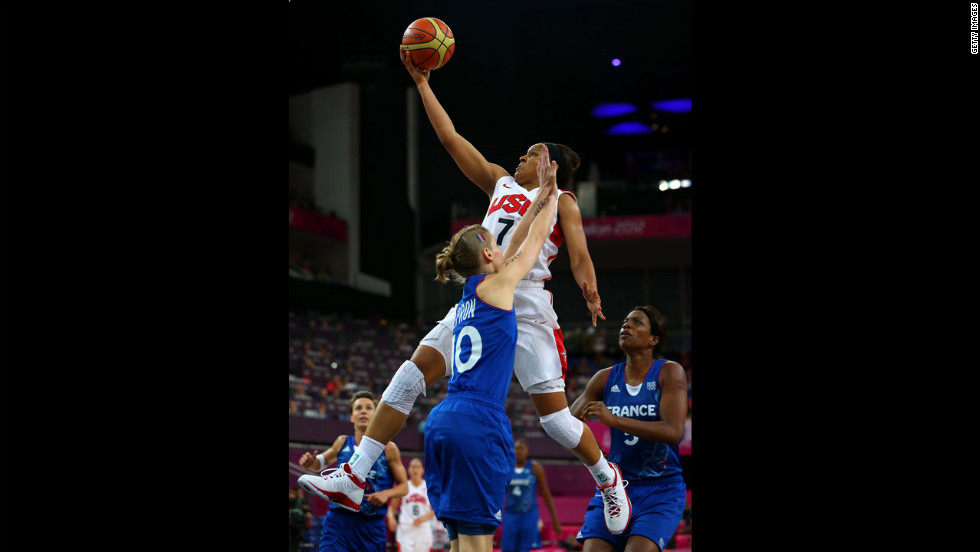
{"left": 401, "top": 17, "right": 455, "bottom": 71}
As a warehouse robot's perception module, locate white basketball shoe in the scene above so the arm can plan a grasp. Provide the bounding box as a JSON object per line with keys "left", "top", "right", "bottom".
{"left": 598, "top": 462, "right": 631, "bottom": 535}
{"left": 297, "top": 462, "right": 368, "bottom": 512}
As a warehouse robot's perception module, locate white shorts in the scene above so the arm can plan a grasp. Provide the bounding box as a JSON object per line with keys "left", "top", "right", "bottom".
{"left": 419, "top": 305, "right": 456, "bottom": 376}
{"left": 424, "top": 281, "right": 566, "bottom": 392}
{"left": 396, "top": 523, "right": 433, "bottom": 552}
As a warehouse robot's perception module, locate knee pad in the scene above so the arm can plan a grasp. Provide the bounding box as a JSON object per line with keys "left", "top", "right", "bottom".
{"left": 381, "top": 360, "right": 426, "bottom": 415}
{"left": 539, "top": 408, "right": 584, "bottom": 449}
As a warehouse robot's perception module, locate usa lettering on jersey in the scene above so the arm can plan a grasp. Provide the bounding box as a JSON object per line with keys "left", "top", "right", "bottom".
{"left": 402, "top": 492, "right": 428, "bottom": 505}
{"left": 487, "top": 194, "right": 532, "bottom": 217}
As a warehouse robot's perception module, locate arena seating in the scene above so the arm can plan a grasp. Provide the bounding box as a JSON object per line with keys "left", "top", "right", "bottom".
{"left": 290, "top": 310, "right": 691, "bottom": 551}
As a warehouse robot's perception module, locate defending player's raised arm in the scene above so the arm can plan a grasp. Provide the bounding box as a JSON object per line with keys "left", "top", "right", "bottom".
{"left": 501, "top": 152, "right": 559, "bottom": 261}
{"left": 495, "top": 147, "right": 559, "bottom": 287}
{"left": 400, "top": 47, "right": 508, "bottom": 196}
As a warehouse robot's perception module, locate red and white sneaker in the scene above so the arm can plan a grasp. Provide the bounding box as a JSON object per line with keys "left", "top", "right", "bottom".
{"left": 598, "top": 462, "right": 631, "bottom": 535}
{"left": 298, "top": 462, "right": 368, "bottom": 512}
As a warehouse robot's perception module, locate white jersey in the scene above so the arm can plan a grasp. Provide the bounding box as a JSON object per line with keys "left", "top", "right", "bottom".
{"left": 422, "top": 175, "right": 576, "bottom": 390}
{"left": 480, "top": 175, "right": 573, "bottom": 284}
{"left": 397, "top": 480, "right": 432, "bottom": 525}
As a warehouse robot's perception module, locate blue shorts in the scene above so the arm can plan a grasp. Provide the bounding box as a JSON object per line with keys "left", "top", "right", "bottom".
{"left": 442, "top": 518, "right": 499, "bottom": 539}
{"left": 318, "top": 507, "right": 386, "bottom": 552}
{"left": 501, "top": 509, "right": 540, "bottom": 552}
{"left": 576, "top": 475, "right": 686, "bottom": 552}
{"left": 425, "top": 393, "right": 515, "bottom": 528}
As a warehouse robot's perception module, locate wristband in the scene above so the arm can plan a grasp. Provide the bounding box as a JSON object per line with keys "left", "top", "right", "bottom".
{"left": 316, "top": 453, "right": 327, "bottom": 470}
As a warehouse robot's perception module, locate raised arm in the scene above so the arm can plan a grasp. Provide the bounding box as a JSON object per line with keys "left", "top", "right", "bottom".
{"left": 501, "top": 152, "right": 559, "bottom": 261}
{"left": 401, "top": 47, "right": 508, "bottom": 196}
{"left": 480, "top": 148, "right": 560, "bottom": 308}
{"left": 558, "top": 195, "right": 605, "bottom": 327}
{"left": 297, "top": 434, "right": 347, "bottom": 472}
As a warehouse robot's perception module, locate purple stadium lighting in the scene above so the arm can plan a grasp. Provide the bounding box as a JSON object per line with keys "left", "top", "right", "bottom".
{"left": 605, "top": 122, "right": 654, "bottom": 135}
{"left": 611, "top": 58, "right": 622, "bottom": 67}
{"left": 650, "top": 98, "right": 692, "bottom": 113}
{"left": 591, "top": 103, "right": 638, "bottom": 118}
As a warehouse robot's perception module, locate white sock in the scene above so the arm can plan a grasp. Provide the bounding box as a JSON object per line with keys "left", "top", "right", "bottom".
{"left": 587, "top": 456, "right": 615, "bottom": 486}
{"left": 348, "top": 436, "right": 385, "bottom": 480}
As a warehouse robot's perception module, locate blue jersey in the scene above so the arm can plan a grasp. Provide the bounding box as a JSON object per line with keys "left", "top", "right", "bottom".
{"left": 604, "top": 359, "right": 683, "bottom": 482}
{"left": 336, "top": 435, "right": 394, "bottom": 518}
{"left": 447, "top": 273, "right": 517, "bottom": 404}
{"left": 505, "top": 462, "right": 538, "bottom": 514}
{"left": 424, "top": 273, "right": 517, "bottom": 528}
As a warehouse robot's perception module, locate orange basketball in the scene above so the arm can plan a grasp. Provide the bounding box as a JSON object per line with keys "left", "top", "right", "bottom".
{"left": 401, "top": 17, "right": 455, "bottom": 71}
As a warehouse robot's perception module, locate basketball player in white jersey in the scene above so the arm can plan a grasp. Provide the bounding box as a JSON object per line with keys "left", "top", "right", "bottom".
{"left": 387, "top": 458, "right": 435, "bottom": 552}
{"left": 298, "top": 46, "right": 631, "bottom": 537}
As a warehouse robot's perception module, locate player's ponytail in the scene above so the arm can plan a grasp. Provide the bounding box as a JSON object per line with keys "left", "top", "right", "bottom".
{"left": 434, "top": 224, "right": 493, "bottom": 284}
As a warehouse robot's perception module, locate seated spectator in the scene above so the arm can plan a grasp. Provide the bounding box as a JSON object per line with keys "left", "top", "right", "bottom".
{"left": 327, "top": 374, "right": 342, "bottom": 399}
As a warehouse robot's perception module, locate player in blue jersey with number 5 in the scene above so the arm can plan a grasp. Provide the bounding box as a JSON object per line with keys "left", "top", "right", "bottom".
{"left": 423, "top": 147, "right": 561, "bottom": 552}
{"left": 570, "top": 306, "right": 688, "bottom": 552}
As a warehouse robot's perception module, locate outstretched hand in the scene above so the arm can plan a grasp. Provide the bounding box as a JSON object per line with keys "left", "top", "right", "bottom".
{"left": 536, "top": 145, "right": 559, "bottom": 202}
{"left": 400, "top": 46, "right": 431, "bottom": 85}
{"left": 582, "top": 281, "right": 605, "bottom": 327}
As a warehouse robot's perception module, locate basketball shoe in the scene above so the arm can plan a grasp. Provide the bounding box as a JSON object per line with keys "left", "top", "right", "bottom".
{"left": 297, "top": 463, "right": 368, "bottom": 512}
{"left": 598, "top": 462, "right": 631, "bottom": 534}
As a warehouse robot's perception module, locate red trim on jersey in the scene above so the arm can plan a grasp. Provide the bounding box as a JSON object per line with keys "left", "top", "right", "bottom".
{"left": 554, "top": 328, "right": 568, "bottom": 379}
{"left": 549, "top": 190, "right": 575, "bottom": 247}
{"left": 646, "top": 360, "right": 659, "bottom": 384}
{"left": 548, "top": 222, "right": 564, "bottom": 248}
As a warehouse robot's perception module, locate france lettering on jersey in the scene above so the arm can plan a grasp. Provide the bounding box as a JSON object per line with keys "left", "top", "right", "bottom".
{"left": 481, "top": 175, "right": 575, "bottom": 283}
{"left": 449, "top": 273, "right": 517, "bottom": 403}
{"left": 337, "top": 435, "right": 394, "bottom": 518}
{"left": 505, "top": 463, "right": 538, "bottom": 514}
{"left": 397, "top": 480, "right": 432, "bottom": 525}
{"left": 603, "top": 359, "right": 683, "bottom": 482}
